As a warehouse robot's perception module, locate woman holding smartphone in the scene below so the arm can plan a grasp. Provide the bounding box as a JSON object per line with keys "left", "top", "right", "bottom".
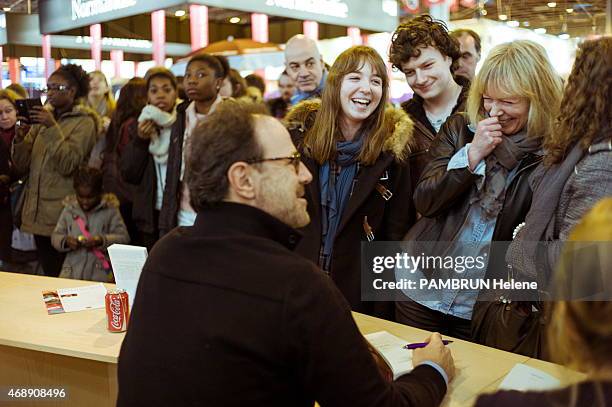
{"left": 12, "top": 64, "right": 100, "bottom": 277}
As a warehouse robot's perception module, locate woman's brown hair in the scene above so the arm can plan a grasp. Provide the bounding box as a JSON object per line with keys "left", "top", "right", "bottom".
{"left": 303, "top": 46, "right": 389, "bottom": 166}
{"left": 545, "top": 38, "right": 612, "bottom": 165}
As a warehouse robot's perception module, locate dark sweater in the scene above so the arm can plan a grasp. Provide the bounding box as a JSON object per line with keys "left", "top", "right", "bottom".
{"left": 118, "top": 202, "right": 447, "bottom": 407}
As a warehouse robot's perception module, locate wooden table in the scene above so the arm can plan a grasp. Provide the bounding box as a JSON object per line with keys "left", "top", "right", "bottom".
{"left": 0, "top": 272, "right": 585, "bottom": 407}
{"left": 0, "top": 272, "right": 124, "bottom": 407}
{"left": 354, "top": 312, "right": 585, "bottom": 407}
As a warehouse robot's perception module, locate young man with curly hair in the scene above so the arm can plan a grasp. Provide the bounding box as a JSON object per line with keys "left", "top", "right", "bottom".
{"left": 389, "top": 15, "right": 470, "bottom": 187}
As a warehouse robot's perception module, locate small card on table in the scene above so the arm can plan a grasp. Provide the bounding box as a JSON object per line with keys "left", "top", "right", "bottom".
{"left": 42, "top": 283, "right": 107, "bottom": 315}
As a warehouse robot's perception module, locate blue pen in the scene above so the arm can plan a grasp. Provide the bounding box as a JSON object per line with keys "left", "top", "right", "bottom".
{"left": 403, "top": 340, "right": 453, "bottom": 350}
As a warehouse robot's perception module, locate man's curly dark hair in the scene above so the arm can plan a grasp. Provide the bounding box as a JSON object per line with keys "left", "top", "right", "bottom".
{"left": 53, "top": 63, "right": 91, "bottom": 99}
{"left": 389, "top": 15, "right": 461, "bottom": 73}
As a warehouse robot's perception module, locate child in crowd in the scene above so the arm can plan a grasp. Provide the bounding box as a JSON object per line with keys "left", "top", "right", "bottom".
{"left": 51, "top": 166, "right": 129, "bottom": 282}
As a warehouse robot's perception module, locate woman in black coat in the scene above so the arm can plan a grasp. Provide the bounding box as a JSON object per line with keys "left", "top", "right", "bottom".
{"left": 286, "top": 46, "right": 417, "bottom": 319}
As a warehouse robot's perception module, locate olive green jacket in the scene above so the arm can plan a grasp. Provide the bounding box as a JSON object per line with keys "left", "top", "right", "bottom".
{"left": 13, "top": 105, "right": 100, "bottom": 236}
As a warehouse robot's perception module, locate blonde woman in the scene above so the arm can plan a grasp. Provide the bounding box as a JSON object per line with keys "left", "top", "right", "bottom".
{"left": 476, "top": 198, "right": 612, "bottom": 407}
{"left": 397, "top": 40, "right": 563, "bottom": 339}
{"left": 87, "top": 71, "right": 115, "bottom": 168}
{"left": 87, "top": 71, "right": 115, "bottom": 123}
{"left": 286, "top": 46, "right": 416, "bottom": 319}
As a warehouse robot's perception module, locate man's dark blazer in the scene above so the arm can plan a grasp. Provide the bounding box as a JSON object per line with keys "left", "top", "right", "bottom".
{"left": 117, "top": 202, "right": 446, "bottom": 407}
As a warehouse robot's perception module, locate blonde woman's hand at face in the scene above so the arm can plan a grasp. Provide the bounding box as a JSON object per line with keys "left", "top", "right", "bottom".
{"left": 468, "top": 115, "right": 503, "bottom": 170}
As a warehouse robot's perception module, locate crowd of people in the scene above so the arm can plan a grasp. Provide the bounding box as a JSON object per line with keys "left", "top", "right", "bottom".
{"left": 0, "top": 14, "right": 610, "bottom": 407}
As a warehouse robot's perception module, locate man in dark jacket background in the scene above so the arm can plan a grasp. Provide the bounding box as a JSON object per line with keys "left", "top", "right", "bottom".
{"left": 118, "top": 99, "right": 454, "bottom": 407}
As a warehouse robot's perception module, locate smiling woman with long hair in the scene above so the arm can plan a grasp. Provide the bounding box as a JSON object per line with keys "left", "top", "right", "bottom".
{"left": 286, "top": 45, "right": 416, "bottom": 318}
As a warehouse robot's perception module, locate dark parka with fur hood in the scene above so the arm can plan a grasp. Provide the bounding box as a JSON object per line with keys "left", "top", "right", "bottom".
{"left": 285, "top": 100, "right": 417, "bottom": 319}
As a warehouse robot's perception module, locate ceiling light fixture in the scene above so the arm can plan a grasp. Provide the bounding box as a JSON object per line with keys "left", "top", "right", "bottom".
{"left": 229, "top": 16, "right": 241, "bottom": 24}
{"left": 507, "top": 20, "right": 520, "bottom": 27}
{"left": 174, "top": 10, "right": 186, "bottom": 17}
{"left": 2, "top": 7, "right": 10, "bottom": 11}
{"left": 566, "top": 8, "right": 574, "bottom": 13}
{"left": 558, "top": 33, "right": 570, "bottom": 39}
{"left": 481, "top": 9, "right": 488, "bottom": 15}
{"left": 534, "top": 28, "right": 547, "bottom": 34}
{"left": 499, "top": 14, "right": 508, "bottom": 21}
{"left": 547, "top": 2, "right": 557, "bottom": 7}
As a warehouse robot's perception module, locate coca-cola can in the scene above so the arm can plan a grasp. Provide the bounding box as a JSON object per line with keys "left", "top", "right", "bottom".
{"left": 105, "top": 289, "right": 129, "bottom": 332}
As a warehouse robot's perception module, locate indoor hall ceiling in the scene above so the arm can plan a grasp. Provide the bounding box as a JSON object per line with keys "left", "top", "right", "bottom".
{"left": 3, "top": 1, "right": 609, "bottom": 38}
{"left": 0, "top": 0, "right": 37, "bottom": 13}
{"left": 449, "top": 0, "right": 608, "bottom": 37}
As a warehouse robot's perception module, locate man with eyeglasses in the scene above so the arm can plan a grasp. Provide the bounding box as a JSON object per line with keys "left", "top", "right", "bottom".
{"left": 118, "top": 99, "right": 454, "bottom": 407}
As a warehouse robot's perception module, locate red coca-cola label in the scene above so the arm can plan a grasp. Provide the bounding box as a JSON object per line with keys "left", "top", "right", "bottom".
{"left": 110, "top": 297, "right": 123, "bottom": 329}
{"left": 105, "top": 290, "right": 129, "bottom": 332}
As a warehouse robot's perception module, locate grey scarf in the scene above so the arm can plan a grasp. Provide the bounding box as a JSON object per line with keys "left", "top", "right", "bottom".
{"left": 470, "top": 131, "right": 541, "bottom": 218}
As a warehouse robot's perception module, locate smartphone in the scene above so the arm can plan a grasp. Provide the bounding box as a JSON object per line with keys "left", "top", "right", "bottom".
{"left": 15, "top": 98, "right": 43, "bottom": 123}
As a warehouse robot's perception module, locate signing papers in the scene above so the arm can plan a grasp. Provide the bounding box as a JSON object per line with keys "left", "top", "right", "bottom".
{"left": 108, "top": 244, "right": 148, "bottom": 307}
{"left": 365, "top": 331, "right": 413, "bottom": 380}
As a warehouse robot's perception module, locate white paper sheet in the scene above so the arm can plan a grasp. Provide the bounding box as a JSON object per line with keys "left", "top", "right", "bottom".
{"left": 56, "top": 283, "right": 107, "bottom": 313}
{"left": 499, "top": 363, "right": 561, "bottom": 391}
{"left": 365, "top": 331, "right": 413, "bottom": 380}
{"left": 108, "top": 244, "right": 148, "bottom": 307}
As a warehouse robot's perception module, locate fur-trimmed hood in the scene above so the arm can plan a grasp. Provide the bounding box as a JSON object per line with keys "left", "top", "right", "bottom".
{"left": 48, "top": 102, "right": 104, "bottom": 137}
{"left": 61, "top": 193, "right": 120, "bottom": 216}
{"left": 284, "top": 99, "right": 415, "bottom": 162}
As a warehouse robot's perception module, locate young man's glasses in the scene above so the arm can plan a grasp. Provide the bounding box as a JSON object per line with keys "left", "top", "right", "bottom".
{"left": 42, "top": 84, "right": 71, "bottom": 93}
{"left": 247, "top": 151, "right": 302, "bottom": 173}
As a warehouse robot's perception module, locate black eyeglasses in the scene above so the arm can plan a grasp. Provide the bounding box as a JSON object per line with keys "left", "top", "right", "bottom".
{"left": 42, "top": 84, "right": 70, "bottom": 93}
{"left": 247, "top": 151, "right": 302, "bottom": 173}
